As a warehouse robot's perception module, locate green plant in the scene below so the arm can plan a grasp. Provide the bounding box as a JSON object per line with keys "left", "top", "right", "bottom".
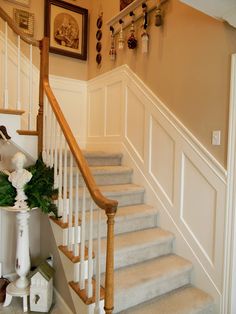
{"left": 0, "top": 157, "right": 59, "bottom": 218}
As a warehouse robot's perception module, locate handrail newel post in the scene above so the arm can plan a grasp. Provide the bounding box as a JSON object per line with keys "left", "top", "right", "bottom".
{"left": 37, "top": 37, "right": 49, "bottom": 155}
{"left": 104, "top": 207, "right": 117, "bottom": 314}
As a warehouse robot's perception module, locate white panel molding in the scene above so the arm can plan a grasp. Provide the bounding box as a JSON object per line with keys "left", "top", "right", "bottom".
{"left": 86, "top": 65, "right": 228, "bottom": 312}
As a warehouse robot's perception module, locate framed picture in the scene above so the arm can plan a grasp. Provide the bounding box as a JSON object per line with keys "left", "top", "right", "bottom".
{"left": 45, "top": 0, "right": 88, "bottom": 60}
{"left": 4, "top": 0, "right": 30, "bottom": 8}
{"left": 120, "top": 0, "right": 135, "bottom": 11}
{"left": 14, "top": 8, "right": 34, "bottom": 36}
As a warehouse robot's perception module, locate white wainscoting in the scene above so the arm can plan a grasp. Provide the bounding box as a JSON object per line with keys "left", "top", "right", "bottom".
{"left": 86, "top": 65, "right": 227, "bottom": 313}
{"left": 0, "top": 32, "right": 39, "bottom": 130}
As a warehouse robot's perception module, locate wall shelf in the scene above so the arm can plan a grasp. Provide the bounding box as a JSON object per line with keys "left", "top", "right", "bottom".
{"left": 107, "top": 0, "right": 157, "bottom": 35}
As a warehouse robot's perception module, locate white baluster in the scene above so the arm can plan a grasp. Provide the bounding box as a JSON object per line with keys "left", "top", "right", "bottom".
{"left": 47, "top": 106, "right": 52, "bottom": 166}
{"left": 87, "top": 199, "right": 94, "bottom": 298}
{"left": 94, "top": 208, "right": 101, "bottom": 314}
{"left": 68, "top": 152, "right": 73, "bottom": 251}
{"left": 16, "top": 35, "right": 21, "bottom": 110}
{"left": 54, "top": 121, "right": 58, "bottom": 188}
{"left": 62, "top": 143, "right": 68, "bottom": 225}
{"left": 58, "top": 132, "right": 64, "bottom": 217}
{"left": 79, "top": 183, "right": 86, "bottom": 290}
{"left": 4, "top": 22, "right": 8, "bottom": 109}
{"left": 73, "top": 170, "right": 79, "bottom": 257}
{"left": 28, "top": 44, "right": 33, "bottom": 130}
{"left": 50, "top": 115, "right": 56, "bottom": 168}
{"left": 42, "top": 95, "right": 47, "bottom": 161}
{"left": 43, "top": 97, "right": 49, "bottom": 164}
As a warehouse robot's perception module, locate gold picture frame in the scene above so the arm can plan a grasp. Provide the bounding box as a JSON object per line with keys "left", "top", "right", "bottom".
{"left": 14, "top": 8, "right": 34, "bottom": 36}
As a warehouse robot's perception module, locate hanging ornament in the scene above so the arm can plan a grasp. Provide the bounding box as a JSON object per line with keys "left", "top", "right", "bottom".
{"left": 155, "top": 7, "right": 162, "bottom": 27}
{"left": 141, "top": 3, "right": 149, "bottom": 53}
{"left": 109, "top": 26, "right": 116, "bottom": 61}
{"left": 127, "top": 12, "right": 137, "bottom": 49}
{"left": 118, "top": 19, "right": 125, "bottom": 50}
{"left": 155, "top": 0, "right": 168, "bottom": 27}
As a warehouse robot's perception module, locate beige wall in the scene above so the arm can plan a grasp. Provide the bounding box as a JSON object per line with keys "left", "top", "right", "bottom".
{"left": 88, "top": 0, "right": 236, "bottom": 167}
{"left": 1, "top": 0, "right": 91, "bottom": 80}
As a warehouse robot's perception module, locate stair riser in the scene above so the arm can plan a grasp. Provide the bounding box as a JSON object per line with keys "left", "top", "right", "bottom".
{"left": 65, "top": 155, "right": 122, "bottom": 167}
{"left": 100, "top": 241, "right": 173, "bottom": 272}
{"left": 114, "top": 271, "right": 192, "bottom": 313}
{"left": 87, "top": 214, "right": 158, "bottom": 239}
{"left": 65, "top": 171, "right": 132, "bottom": 186}
{"left": 64, "top": 191, "right": 145, "bottom": 212}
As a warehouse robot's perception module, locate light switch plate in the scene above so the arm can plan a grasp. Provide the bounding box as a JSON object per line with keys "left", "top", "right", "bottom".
{"left": 212, "top": 130, "right": 221, "bottom": 146}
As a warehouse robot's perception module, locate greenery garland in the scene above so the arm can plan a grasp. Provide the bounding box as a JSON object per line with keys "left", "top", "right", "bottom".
{"left": 0, "top": 157, "right": 59, "bottom": 218}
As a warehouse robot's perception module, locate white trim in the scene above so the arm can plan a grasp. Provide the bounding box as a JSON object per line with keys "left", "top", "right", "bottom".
{"left": 121, "top": 65, "right": 227, "bottom": 181}
{"left": 224, "top": 53, "right": 236, "bottom": 314}
{"left": 54, "top": 288, "right": 74, "bottom": 314}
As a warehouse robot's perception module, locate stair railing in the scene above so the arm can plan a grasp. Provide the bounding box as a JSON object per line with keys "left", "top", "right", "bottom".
{"left": 38, "top": 37, "right": 118, "bottom": 314}
{"left": 0, "top": 7, "right": 118, "bottom": 314}
{"left": 40, "top": 37, "right": 117, "bottom": 314}
{"left": 0, "top": 6, "right": 40, "bottom": 131}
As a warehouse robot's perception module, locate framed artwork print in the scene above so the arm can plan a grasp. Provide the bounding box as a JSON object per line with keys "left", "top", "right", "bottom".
{"left": 45, "top": 0, "right": 88, "bottom": 60}
{"left": 120, "top": 0, "right": 135, "bottom": 11}
{"left": 14, "top": 8, "right": 34, "bottom": 36}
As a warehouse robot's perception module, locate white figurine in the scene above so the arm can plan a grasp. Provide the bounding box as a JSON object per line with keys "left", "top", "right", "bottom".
{"left": 8, "top": 152, "right": 32, "bottom": 210}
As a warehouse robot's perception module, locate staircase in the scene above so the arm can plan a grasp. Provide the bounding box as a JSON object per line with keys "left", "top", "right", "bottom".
{"left": 50, "top": 150, "right": 215, "bottom": 313}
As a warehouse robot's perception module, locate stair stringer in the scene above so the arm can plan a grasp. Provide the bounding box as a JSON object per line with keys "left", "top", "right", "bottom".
{"left": 49, "top": 219, "right": 105, "bottom": 314}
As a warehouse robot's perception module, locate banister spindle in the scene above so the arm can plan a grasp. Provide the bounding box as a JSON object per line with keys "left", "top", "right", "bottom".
{"left": 68, "top": 152, "right": 74, "bottom": 251}
{"left": 54, "top": 121, "right": 59, "bottom": 187}
{"left": 4, "top": 22, "right": 8, "bottom": 109}
{"left": 28, "top": 44, "right": 33, "bottom": 130}
{"left": 94, "top": 207, "right": 102, "bottom": 314}
{"left": 58, "top": 131, "right": 64, "bottom": 217}
{"left": 16, "top": 35, "right": 21, "bottom": 110}
{"left": 79, "top": 182, "right": 86, "bottom": 290}
{"left": 42, "top": 95, "right": 47, "bottom": 163}
{"left": 87, "top": 198, "right": 94, "bottom": 298}
{"left": 63, "top": 143, "right": 68, "bottom": 225}
{"left": 73, "top": 170, "right": 80, "bottom": 257}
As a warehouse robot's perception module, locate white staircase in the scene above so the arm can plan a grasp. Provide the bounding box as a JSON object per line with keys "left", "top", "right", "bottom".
{"left": 50, "top": 150, "right": 215, "bottom": 314}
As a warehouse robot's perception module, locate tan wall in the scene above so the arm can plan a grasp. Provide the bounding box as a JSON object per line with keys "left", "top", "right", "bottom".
{"left": 0, "top": 0, "right": 91, "bottom": 80}
{"left": 88, "top": 0, "right": 236, "bottom": 167}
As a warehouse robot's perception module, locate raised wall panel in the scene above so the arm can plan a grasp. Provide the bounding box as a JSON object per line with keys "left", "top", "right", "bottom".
{"left": 88, "top": 89, "right": 104, "bottom": 137}
{"left": 150, "top": 116, "right": 175, "bottom": 203}
{"left": 181, "top": 155, "right": 217, "bottom": 264}
{"left": 106, "top": 81, "right": 122, "bottom": 136}
{"left": 125, "top": 87, "right": 145, "bottom": 161}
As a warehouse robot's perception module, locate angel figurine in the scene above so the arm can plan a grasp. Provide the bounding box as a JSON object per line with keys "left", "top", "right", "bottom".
{"left": 8, "top": 152, "right": 32, "bottom": 210}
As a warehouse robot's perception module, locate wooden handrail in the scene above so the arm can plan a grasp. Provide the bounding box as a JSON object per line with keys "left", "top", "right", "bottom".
{"left": 0, "top": 6, "right": 39, "bottom": 47}
{"left": 44, "top": 81, "right": 118, "bottom": 213}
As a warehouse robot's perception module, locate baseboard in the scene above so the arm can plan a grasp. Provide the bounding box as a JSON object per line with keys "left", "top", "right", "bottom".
{"left": 54, "top": 288, "right": 74, "bottom": 314}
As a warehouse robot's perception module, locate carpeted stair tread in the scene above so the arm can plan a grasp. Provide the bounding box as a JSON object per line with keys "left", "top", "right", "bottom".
{"left": 101, "top": 227, "right": 173, "bottom": 255}
{"left": 119, "top": 285, "right": 214, "bottom": 314}
{"left": 83, "top": 150, "right": 122, "bottom": 166}
{"left": 67, "top": 165, "right": 133, "bottom": 185}
{"left": 89, "top": 204, "right": 159, "bottom": 236}
{"left": 99, "top": 183, "right": 145, "bottom": 196}
{"left": 99, "top": 228, "right": 174, "bottom": 270}
{"left": 104, "top": 254, "right": 193, "bottom": 312}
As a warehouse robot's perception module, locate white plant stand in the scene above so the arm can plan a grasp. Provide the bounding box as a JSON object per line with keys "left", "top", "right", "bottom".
{"left": 3, "top": 208, "right": 31, "bottom": 312}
